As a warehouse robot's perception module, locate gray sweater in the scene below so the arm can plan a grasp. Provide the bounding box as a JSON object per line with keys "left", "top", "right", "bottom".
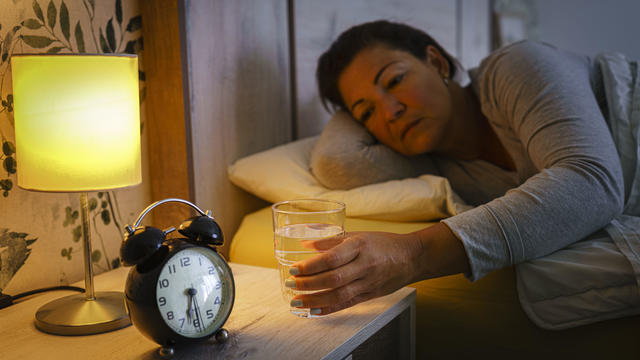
{"left": 441, "top": 41, "right": 624, "bottom": 280}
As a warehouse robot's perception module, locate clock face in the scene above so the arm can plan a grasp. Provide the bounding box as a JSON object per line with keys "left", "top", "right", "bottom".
{"left": 156, "top": 247, "right": 233, "bottom": 338}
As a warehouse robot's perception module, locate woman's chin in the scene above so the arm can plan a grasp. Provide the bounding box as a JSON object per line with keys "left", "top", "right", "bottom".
{"left": 403, "top": 139, "right": 435, "bottom": 157}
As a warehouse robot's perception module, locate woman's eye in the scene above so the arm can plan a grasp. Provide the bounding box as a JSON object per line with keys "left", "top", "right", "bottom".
{"left": 387, "top": 73, "right": 404, "bottom": 88}
{"left": 359, "top": 108, "right": 373, "bottom": 123}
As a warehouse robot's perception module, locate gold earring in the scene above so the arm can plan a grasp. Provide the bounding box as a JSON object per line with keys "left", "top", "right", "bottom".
{"left": 442, "top": 73, "right": 449, "bottom": 87}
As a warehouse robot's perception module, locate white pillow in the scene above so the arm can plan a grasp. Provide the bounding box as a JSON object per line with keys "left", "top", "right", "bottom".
{"left": 228, "top": 137, "right": 470, "bottom": 221}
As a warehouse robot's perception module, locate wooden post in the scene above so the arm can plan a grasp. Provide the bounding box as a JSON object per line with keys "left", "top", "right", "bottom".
{"left": 140, "top": 0, "right": 194, "bottom": 231}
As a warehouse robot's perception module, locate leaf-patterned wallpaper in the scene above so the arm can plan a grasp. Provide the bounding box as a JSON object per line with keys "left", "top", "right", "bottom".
{"left": 0, "top": 0, "right": 149, "bottom": 295}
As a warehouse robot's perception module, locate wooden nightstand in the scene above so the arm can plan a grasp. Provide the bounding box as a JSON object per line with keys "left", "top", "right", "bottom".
{"left": 0, "top": 263, "right": 415, "bottom": 359}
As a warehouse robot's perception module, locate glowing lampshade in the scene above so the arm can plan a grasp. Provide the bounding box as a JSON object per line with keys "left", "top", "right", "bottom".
{"left": 11, "top": 54, "right": 141, "bottom": 192}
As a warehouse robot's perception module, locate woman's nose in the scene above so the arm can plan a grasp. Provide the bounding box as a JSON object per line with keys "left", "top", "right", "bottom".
{"left": 381, "top": 95, "right": 406, "bottom": 122}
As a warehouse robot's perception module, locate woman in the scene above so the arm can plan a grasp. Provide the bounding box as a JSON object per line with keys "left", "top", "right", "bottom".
{"left": 286, "top": 20, "right": 637, "bottom": 318}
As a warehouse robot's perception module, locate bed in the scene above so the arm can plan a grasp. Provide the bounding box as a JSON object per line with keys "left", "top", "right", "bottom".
{"left": 227, "top": 135, "right": 640, "bottom": 358}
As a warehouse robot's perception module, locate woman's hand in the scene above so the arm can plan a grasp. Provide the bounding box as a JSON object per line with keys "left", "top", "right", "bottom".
{"left": 287, "top": 222, "right": 469, "bottom": 315}
{"left": 288, "top": 231, "right": 423, "bottom": 315}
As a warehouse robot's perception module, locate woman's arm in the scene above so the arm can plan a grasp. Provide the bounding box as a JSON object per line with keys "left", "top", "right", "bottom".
{"left": 414, "top": 222, "right": 471, "bottom": 279}
{"left": 286, "top": 222, "right": 469, "bottom": 315}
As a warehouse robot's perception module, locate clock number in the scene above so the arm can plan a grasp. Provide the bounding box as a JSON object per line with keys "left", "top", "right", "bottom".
{"left": 193, "top": 318, "right": 200, "bottom": 328}
{"left": 159, "top": 279, "right": 169, "bottom": 288}
{"left": 179, "top": 318, "right": 185, "bottom": 328}
{"left": 215, "top": 280, "right": 221, "bottom": 290}
{"left": 168, "top": 264, "right": 177, "bottom": 274}
{"left": 199, "top": 257, "right": 202, "bottom": 266}
{"left": 167, "top": 311, "right": 174, "bottom": 320}
{"left": 208, "top": 266, "right": 215, "bottom": 275}
{"left": 214, "top": 296, "right": 221, "bottom": 305}
{"left": 180, "top": 257, "right": 191, "bottom": 267}
{"left": 158, "top": 297, "right": 167, "bottom": 306}
{"left": 206, "top": 309, "right": 214, "bottom": 319}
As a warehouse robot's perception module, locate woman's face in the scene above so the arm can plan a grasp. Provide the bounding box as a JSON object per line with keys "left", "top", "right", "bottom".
{"left": 337, "top": 45, "right": 452, "bottom": 156}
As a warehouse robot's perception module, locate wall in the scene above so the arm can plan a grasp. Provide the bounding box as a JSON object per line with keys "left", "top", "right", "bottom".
{"left": 535, "top": 0, "right": 640, "bottom": 59}
{"left": 181, "top": 0, "right": 291, "bottom": 256}
{"left": 0, "top": 0, "right": 149, "bottom": 295}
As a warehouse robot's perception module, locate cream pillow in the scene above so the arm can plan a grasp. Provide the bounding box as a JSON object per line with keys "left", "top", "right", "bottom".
{"left": 228, "top": 137, "right": 470, "bottom": 221}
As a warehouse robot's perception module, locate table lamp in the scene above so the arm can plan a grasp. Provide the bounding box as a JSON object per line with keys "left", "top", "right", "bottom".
{"left": 11, "top": 54, "right": 141, "bottom": 335}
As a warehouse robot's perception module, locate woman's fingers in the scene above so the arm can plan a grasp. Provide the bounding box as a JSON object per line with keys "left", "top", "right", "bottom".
{"left": 300, "top": 233, "right": 345, "bottom": 251}
{"left": 292, "top": 235, "right": 360, "bottom": 275}
{"left": 292, "top": 279, "right": 369, "bottom": 309}
{"left": 292, "top": 285, "right": 375, "bottom": 315}
{"left": 288, "top": 258, "right": 363, "bottom": 290}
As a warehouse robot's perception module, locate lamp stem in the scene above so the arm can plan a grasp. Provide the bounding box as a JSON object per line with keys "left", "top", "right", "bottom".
{"left": 80, "top": 192, "right": 96, "bottom": 300}
{"left": 33, "top": 192, "right": 131, "bottom": 335}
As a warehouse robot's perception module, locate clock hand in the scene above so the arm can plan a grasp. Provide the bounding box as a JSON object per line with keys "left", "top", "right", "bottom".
{"left": 186, "top": 288, "right": 197, "bottom": 324}
{"left": 188, "top": 287, "right": 203, "bottom": 332}
{"left": 193, "top": 292, "right": 204, "bottom": 333}
{"left": 186, "top": 297, "right": 193, "bottom": 324}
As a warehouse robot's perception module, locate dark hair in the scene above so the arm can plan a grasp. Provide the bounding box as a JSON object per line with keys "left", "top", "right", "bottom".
{"left": 316, "top": 20, "right": 456, "bottom": 112}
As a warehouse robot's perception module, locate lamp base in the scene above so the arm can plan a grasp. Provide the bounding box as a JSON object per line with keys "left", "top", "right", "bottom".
{"left": 35, "top": 291, "right": 131, "bottom": 335}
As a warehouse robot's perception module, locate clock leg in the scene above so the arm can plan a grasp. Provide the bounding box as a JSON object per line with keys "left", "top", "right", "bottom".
{"left": 215, "top": 328, "right": 230, "bottom": 343}
{"left": 158, "top": 345, "right": 175, "bottom": 359}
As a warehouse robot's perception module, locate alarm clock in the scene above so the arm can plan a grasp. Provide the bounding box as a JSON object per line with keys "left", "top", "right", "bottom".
{"left": 120, "top": 198, "right": 235, "bottom": 356}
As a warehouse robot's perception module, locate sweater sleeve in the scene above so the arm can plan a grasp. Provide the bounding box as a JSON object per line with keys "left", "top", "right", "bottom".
{"left": 442, "top": 41, "right": 625, "bottom": 281}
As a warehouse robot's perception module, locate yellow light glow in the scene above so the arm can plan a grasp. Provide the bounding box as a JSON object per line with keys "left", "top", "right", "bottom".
{"left": 11, "top": 54, "right": 141, "bottom": 191}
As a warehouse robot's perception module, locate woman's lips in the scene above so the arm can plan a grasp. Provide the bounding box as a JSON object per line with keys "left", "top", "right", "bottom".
{"left": 401, "top": 118, "right": 422, "bottom": 139}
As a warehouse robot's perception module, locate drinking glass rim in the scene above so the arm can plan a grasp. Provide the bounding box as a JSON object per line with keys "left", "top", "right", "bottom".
{"left": 272, "top": 199, "right": 345, "bottom": 215}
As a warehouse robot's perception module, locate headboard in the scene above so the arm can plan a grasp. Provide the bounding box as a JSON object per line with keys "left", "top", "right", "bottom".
{"left": 142, "top": 0, "right": 490, "bottom": 257}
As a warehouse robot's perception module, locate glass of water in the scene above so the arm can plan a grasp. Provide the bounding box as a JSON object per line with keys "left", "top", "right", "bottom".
{"left": 272, "top": 199, "right": 345, "bottom": 317}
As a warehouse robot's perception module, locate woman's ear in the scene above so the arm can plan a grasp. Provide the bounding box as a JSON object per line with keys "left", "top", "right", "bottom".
{"left": 425, "top": 45, "right": 450, "bottom": 78}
